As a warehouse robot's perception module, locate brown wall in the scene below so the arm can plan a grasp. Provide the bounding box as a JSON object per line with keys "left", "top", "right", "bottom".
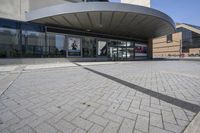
{"left": 152, "top": 32, "right": 182, "bottom": 58}
{"left": 189, "top": 48, "right": 200, "bottom": 55}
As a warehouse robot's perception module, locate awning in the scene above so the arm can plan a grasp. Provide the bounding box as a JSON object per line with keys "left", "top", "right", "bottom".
{"left": 26, "top": 2, "right": 175, "bottom": 40}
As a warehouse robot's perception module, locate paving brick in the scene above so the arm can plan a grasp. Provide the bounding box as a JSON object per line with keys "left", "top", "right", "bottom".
{"left": 149, "top": 126, "right": 173, "bottom": 133}
{"left": 116, "top": 110, "right": 137, "bottom": 120}
{"left": 107, "top": 103, "right": 120, "bottom": 113}
{"left": 0, "top": 129, "right": 10, "bottom": 133}
{"left": 16, "top": 109, "right": 33, "bottom": 119}
{"left": 73, "top": 128, "right": 86, "bottom": 133}
{"left": 87, "top": 114, "right": 108, "bottom": 127}
{"left": 9, "top": 115, "right": 38, "bottom": 132}
{"left": 0, "top": 111, "right": 16, "bottom": 122}
{"left": 54, "top": 119, "right": 75, "bottom": 133}
{"left": 60, "top": 104, "right": 75, "bottom": 112}
{"left": 64, "top": 109, "right": 82, "bottom": 121}
{"left": 172, "top": 108, "right": 188, "bottom": 121}
{"left": 103, "top": 121, "right": 120, "bottom": 133}
{"left": 135, "top": 115, "right": 149, "bottom": 133}
{"left": 95, "top": 105, "right": 108, "bottom": 115}
{"left": 150, "top": 113, "right": 163, "bottom": 128}
{"left": 176, "top": 119, "right": 189, "bottom": 127}
{"left": 118, "top": 118, "right": 135, "bottom": 133}
{"left": 28, "top": 113, "right": 53, "bottom": 128}
{"left": 48, "top": 111, "right": 68, "bottom": 124}
{"left": 164, "top": 122, "right": 184, "bottom": 133}
{"left": 162, "top": 110, "right": 177, "bottom": 124}
{"left": 134, "top": 129, "right": 145, "bottom": 133}
{"left": 31, "top": 107, "right": 49, "bottom": 116}
{"left": 129, "top": 107, "right": 149, "bottom": 117}
{"left": 140, "top": 105, "right": 161, "bottom": 114}
{"left": 72, "top": 117, "right": 93, "bottom": 130}
{"left": 80, "top": 107, "right": 95, "bottom": 119}
{"left": 14, "top": 126, "right": 35, "bottom": 133}
{"left": 103, "top": 112, "right": 123, "bottom": 123}
{"left": 151, "top": 104, "right": 172, "bottom": 111}
{"left": 0, "top": 117, "right": 20, "bottom": 131}
{"left": 119, "top": 101, "right": 131, "bottom": 110}
{"left": 35, "top": 123, "right": 57, "bottom": 133}
{"left": 88, "top": 124, "right": 104, "bottom": 133}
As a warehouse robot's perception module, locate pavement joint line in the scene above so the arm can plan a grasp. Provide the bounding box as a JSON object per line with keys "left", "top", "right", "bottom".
{"left": 73, "top": 62, "right": 200, "bottom": 113}
{"left": 0, "top": 66, "right": 24, "bottom": 96}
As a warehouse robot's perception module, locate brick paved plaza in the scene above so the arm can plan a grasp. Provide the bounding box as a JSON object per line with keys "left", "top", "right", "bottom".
{"left": 0, "top": 61, "right": 200, "bottom": 133}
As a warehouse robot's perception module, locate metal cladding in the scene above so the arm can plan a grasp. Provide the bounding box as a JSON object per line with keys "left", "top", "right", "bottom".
{"left": 26, "top": 2, "right": 175, "bottom": 40}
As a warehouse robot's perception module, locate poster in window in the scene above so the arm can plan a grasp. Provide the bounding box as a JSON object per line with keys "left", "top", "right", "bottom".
{"left": 68, "top": 37, "right": 81, "bottom": 56}
{"left": 98, "top": 41, "right": 107, "bottom": 56}
{"left": 135, "top": 43, "right": 147, "bottom": 56}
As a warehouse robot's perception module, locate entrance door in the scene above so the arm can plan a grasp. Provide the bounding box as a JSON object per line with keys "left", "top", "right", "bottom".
{"left": 108, "top": 41, "right": 118, "bottom": 61}
{"left": 117, "top": 41, "right": 127, "bottom": 61}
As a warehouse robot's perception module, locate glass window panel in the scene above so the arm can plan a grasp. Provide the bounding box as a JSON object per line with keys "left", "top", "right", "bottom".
{"left": 82, "top": 37, "right": 96, "bottom": 57}
{"left": 135, "top": 43, "right": 147, "bottom": 57}
{"left": 22, "top": 30, "right": 45, "bottom": 57}
{"left": 108, "top": 40, "right": 118, "bottom": 59}
{"left": 118, "top": 41, "right": 127, "bottom": 60}
{"left": 0, "top": 27, "right": 20, "bottom": 57}
{"left": 127, "top": 41, "right": 134, "bottom": 60}
{"left": 47, "top": 33, "right": 66, "bottom": 57}
{"left": 68, "top": 37, "right": 81, "bottom": 57}
{"left": 97, "top": 41, "right": 107, "bottom": 56}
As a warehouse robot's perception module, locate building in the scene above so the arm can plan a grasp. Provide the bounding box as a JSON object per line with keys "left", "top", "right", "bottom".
{"left": 152, "top": 23, "right": 200, "bottom": 58}
{"left": 0, "top": 0, "right": 175, "bottom": 63}
{"left": 152, "top": 33, "right": 182, "bottom": 58}
{"left": 121, "top": 0, "right": 151, "bottom": 7}
{"left": 176, "top": 23, "right": 200, "bottom": 56}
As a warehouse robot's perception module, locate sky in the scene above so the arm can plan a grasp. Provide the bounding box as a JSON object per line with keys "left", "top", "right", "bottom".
{"left": 110, "top": 0, "right": 200, "bottom": 26}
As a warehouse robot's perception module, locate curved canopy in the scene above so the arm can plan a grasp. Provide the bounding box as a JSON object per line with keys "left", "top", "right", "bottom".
{"left": 26, "top": 2, "right": 175, "bottom": 40}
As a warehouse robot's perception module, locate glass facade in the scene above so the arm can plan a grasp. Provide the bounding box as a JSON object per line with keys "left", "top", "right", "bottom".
{"left": 177, "top": 27, "right": 200, "bottom": 53}
{"left": 47, "top": 33, "right": 66, "bottom": 57}
{"left": 0, "top": 18, "right": 148, "bottom": 60}
{"left": 0, "top": 27, "right": 20, "bottom": 57}
{"left": 22, "top": 30, "right": 45, "bottom": 57}
{"left": 82, "top": 37, "right": 96, "bottom": 57}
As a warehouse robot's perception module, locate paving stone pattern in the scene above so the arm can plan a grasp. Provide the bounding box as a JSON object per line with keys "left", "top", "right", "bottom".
{"left": 0, "top": 61, "right": 200, "bottom": 133}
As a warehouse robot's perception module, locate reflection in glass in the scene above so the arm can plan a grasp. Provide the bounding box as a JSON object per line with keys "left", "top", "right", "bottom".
{"left": 68, "top": 37, "right": 81, "bottom": 56}
{"left": 47, "top": 33, "right": 66, "bottom": 57}
{"left": 108, "top": 40, "right": 118, "bottom": 59}
{"left": 98, "top": 41, "right": 107, "bottom": 56}
{"left": 0, "top": 27, "right": 19, "bottom": 57}
{"left": 118, "top": 41, "right": 127, "bottom": 60}
{"left": 127, "top": 41, "right": 134, "bottom": 60}
{"left": 22, "top": 31, "right": 45, "bottom": 57}
{"left": 135, "top": 43, "right": 147, "bottom": 57}
{"left": 82, "top": 37, "right": 96, "bottom": 57}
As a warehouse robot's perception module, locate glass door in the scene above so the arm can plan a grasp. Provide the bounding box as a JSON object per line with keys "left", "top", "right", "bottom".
{"left": 108, "top": 40, "right": 118, "bottom": 61}
{"left": 127, "top": 41, "right": 134, "bottom": 60}
{"left": 117, "top": 41, "right": 127, "bottom": 61}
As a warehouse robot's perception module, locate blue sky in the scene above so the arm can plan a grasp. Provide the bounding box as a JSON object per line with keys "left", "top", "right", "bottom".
{"left": 110, "top": 0, "right": 200, "bottom": 26}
